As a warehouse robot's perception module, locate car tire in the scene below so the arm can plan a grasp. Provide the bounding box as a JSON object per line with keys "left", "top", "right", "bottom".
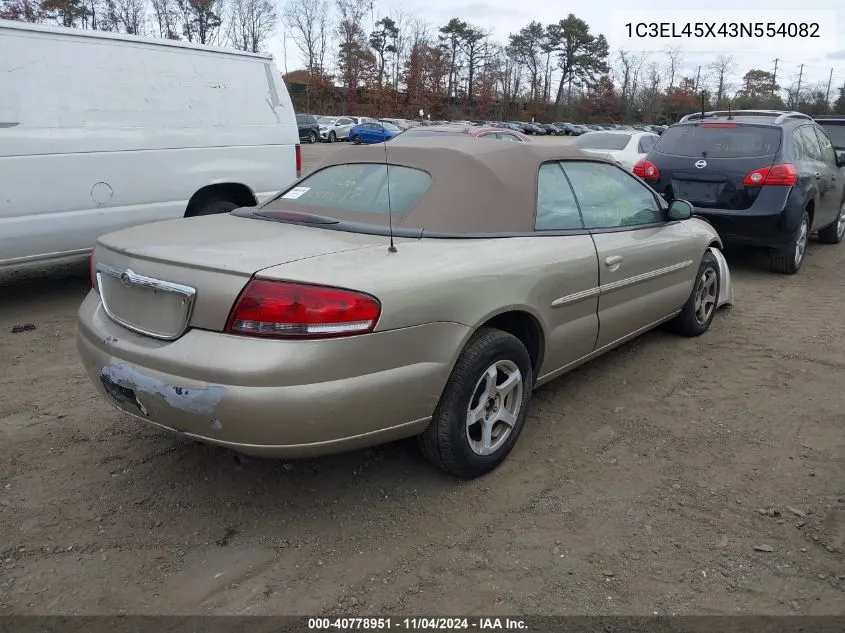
{"left": 817, "top": 201, "right": 845, "bottom": 245}
{"left": 328, "top": 131, "right": 336, "bottom": 143}
{"left": 770, "top": 210, "right": 810, "bottom": 274}
{"left": 308, "top": 131, "right": 317, "bottom": 144}
{"left": 418, "top": 327, "right": 533, "bottom": 479}
{"left": 352, "top": 135, "right": 362, "bottom": 145}
{"left": 668, "top": 250, "right": 721, "bottom": 337}
{"left": 189, "top": 198, "right": 239, "bottom": 217}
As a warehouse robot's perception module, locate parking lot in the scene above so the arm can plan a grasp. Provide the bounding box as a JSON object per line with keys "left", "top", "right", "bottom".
{"left": 1, "top": 136, "right": 844, "bottom": 616}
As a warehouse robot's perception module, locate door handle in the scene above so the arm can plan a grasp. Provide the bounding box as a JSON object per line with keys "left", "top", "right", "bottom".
{"left": 605, "top": 255, "right": 623, "bottom": 267}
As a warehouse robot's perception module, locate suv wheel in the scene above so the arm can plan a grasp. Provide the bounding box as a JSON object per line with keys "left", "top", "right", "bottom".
{"left": 308, "top": 131, "right": 317, "bottom": 144}
{"left": 771, "top": 210, "right": 809, "bottom": 274}
{"left": 817, "top": 201, "right": 845, "bottom": 244}
{"left": 328, "top": 131, "right": 336, "bottom": 143}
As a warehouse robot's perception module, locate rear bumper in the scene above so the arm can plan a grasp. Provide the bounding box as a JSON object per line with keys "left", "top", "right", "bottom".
{"left": 76, "top": 292, "right": 470, "bottom": 457}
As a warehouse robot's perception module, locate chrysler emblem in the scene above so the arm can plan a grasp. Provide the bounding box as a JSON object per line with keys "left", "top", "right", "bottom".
{"left": 120, "top": 272, "right": 132, "bottom": 286}
{"left": 695, "top": 160, "right": 707, "bottom": 169}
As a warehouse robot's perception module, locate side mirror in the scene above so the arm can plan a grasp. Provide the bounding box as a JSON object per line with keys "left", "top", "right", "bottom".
{"left": 836, "top": 150, "right": 845, "bottom": 168}
{"left": 667, "top": 198, "right": 694, "bottom": 221}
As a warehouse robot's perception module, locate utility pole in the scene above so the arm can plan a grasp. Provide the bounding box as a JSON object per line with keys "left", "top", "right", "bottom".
{"left": 771, "top": 58, "right": 779, "bottom": 95}
{"left": 794, "top": 63, "right": 804, "bottom": 108}
{"left": 826, "top": 68, "right": 834, "bottom": 103}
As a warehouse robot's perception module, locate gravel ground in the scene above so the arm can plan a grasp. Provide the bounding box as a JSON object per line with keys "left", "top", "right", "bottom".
{"left": 1, "top": 136, "right": 844, "bottom": 616}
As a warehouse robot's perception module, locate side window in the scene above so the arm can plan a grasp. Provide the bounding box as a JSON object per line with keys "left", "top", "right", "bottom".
{"left": 338, "top": 118, "right": 352, "bottom": 126}
{"left": 499, "top": 133, "right": 521, "bottom": 142}
{"left": 562, "top": 161, "right": 663, "bottom": 229}
{"left": 813, "top": 127, "right": 838, "bottom": 166}
{"left": 799, "top": 126, "right": 823, "bottom": 161}
{"left": 791, "top": 130, "right": 806, "bottom": 160}
{"left": 535, "top": 162, "right": 584, "bottom": 231}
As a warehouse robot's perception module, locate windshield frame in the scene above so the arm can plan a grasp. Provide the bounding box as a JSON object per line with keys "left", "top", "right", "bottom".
{"left": 316, "top": 116, "right": 336, "bottom": 125}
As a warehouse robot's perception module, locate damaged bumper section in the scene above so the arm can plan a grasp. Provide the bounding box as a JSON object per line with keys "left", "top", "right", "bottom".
{"left": 77, "top": 291, "right": 469, "bottom": 458}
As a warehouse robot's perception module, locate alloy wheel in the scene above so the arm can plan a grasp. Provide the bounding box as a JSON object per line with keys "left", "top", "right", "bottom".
{"left": 795, "top": 215, "right": 809, "bottom": 266}
{"left": 694, "top": 267, "right": 718, "bottom": 325}
{"left": 465, "top": 360, "right": 523, "bottom": 456}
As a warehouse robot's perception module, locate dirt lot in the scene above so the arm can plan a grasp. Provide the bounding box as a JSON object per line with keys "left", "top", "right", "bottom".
{"left": 1, "top": 137, "right": 844, "bottom": 616}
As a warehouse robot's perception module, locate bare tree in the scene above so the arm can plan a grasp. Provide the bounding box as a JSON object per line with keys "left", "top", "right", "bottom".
{"left": 230, "top": 0, "right": 275, "bottom": 52}
{"left": 638, "top": 61, "right": 662, "bottom": 121}
{"left": 0, "top": 0, "right": 46, "bottom": 22}
{"left": 663, "top": 45, "right": 682, "bottom": 90}
{"left": 616, "top": 49, "right": 645, "bottom": 118}
{"left": 709, "top": 54, "right": 736, "bottom": 105}
{"left": 150, "top": 0, "right": 179, "bottom": 38}
{"left": 114, "top": 0, "right": 145, "bottom": 33}
{"left": 282, "top": 0, "right": 328, "bottom": 73}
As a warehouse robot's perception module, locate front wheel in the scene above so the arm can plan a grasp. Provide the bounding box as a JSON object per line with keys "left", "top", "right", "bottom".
{"left": 817, "top": 201, "right": 845, "bottom": 244}
{"left": 352, "top": 135, "right": 362, "bottom": 145}
{"left": 770, "top": 210, "right": 809, "bottom": 274}
{"left": 328, "top": 131, "right": 336, "bottom": 143}
{"left": 418, "top": 328, "right": 533, "bottom": 479}
{"left": 308, "top": 131, "right": 317, "bottom": 144}
{"left": 668, "top": 251, "right": 720, "bottom": 337}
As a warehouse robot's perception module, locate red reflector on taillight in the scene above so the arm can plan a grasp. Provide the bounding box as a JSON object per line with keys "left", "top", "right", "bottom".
{"left": 225, "top": 279, "right": 381, "bottom": 339}
{"left": 295, "top": 144, "right": 302, "bottom": 178}
{"left": 700, "top": 123, "right": 738, "bottom": 128}
{"left": 742, "top": 163, "right": 797, "bottom": 187}
{"left": 633, "top": 158, "right": 660, "bottom": 180}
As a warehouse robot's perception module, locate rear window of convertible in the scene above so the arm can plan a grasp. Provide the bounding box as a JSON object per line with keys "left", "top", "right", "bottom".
{"left": 271, "top": 164, "right": 432, "bottom": 215}
{"left": 655, "top": 124, "right": 782, "bottom": 158}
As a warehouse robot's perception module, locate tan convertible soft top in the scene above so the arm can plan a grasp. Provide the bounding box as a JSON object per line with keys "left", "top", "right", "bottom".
{"left": 265, "top": 136, "right": 611, "bottom": 234}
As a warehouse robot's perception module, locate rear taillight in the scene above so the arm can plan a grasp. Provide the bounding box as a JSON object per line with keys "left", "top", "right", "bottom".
{"left": 295, "top": 144, "right": 302, "bottom": 178}
{"left": 225, "top": 279, "right": 381, "bottom": 339}
{"left": 742, "top": 163, "right": 797, "bottom": 187}
{"left": 633, "top": 158, "right": 660, "bottom": 180}
{"left": 89, "top": 249, "right": 98, "bottom": 292}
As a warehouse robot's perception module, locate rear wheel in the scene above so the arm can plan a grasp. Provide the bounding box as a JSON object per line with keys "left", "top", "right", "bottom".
{"left": 189, "top": 198, "right": 239, "bottom": 217}
{"left": 817, "top": 201, "right": 845, "bottom": 244}
{"left": 771, "top": 210, "right": 809, "bottom": 274}
{"left": 668, "top": 251, "right": 720, "bottom": 337}
{"left": 418, "top": 328, "right": 533, "bottom": 479}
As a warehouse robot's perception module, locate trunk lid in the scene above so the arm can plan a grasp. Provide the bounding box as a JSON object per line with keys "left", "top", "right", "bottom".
{"left": 93, "top": 213, "right": 385, "bottom": 336}
{"left": 648, "top": 123, "right": 782, "bottom": 210}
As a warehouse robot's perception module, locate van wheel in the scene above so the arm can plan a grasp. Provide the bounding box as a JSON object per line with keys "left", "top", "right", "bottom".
{"left": 328, "top": 131, "right": 336, "bottom": 143}
{"left": 190, "top": 199, "right": 239, "bottom": 217}
{"left": 308, "top": 131, "right": 317, "bottom": 144}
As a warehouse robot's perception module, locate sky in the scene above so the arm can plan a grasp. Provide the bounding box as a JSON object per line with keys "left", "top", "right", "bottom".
{"left": 267, "top": 0, "right": 845, "bottom": 97}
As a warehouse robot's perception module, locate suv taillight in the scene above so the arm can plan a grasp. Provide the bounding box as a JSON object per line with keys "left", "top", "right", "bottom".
{"left": 743, "top": 163, "right": 798, "bottom": 187}
{"left": 225, "top": 279, "right": 381, "bottom": 339}
{"left": 295, "top": 144, "right": 302, "bottom": 179}
{"left": 633, "top": 158, "right": 660, "bottom": 180}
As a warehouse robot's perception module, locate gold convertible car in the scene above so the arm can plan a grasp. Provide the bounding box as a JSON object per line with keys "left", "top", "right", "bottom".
{"left": 77, "top": 137, "right": 734, "bottom": 478}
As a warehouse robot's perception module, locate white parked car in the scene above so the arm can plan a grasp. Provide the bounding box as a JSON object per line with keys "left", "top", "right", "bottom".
{"left": 0, "top": 20, "right": 299, "bottom": 275}
{"left": 316, "top": 116, "right": 359, "bottom": 143}
{"left": 573, "top": 130, "right": 660, "bottom": 172}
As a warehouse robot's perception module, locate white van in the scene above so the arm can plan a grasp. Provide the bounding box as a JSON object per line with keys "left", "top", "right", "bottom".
{"left": 0, "top": 20, "right": 300, "bottom": 273}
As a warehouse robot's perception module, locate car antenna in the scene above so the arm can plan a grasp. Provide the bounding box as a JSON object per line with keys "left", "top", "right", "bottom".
{"left": 383, "top": 130, "right": 397, "bottom": 253}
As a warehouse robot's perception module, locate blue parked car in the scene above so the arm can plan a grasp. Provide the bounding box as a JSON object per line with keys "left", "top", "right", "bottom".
{"left": 348, "top": 121, "right": 402, "bottom": 144}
